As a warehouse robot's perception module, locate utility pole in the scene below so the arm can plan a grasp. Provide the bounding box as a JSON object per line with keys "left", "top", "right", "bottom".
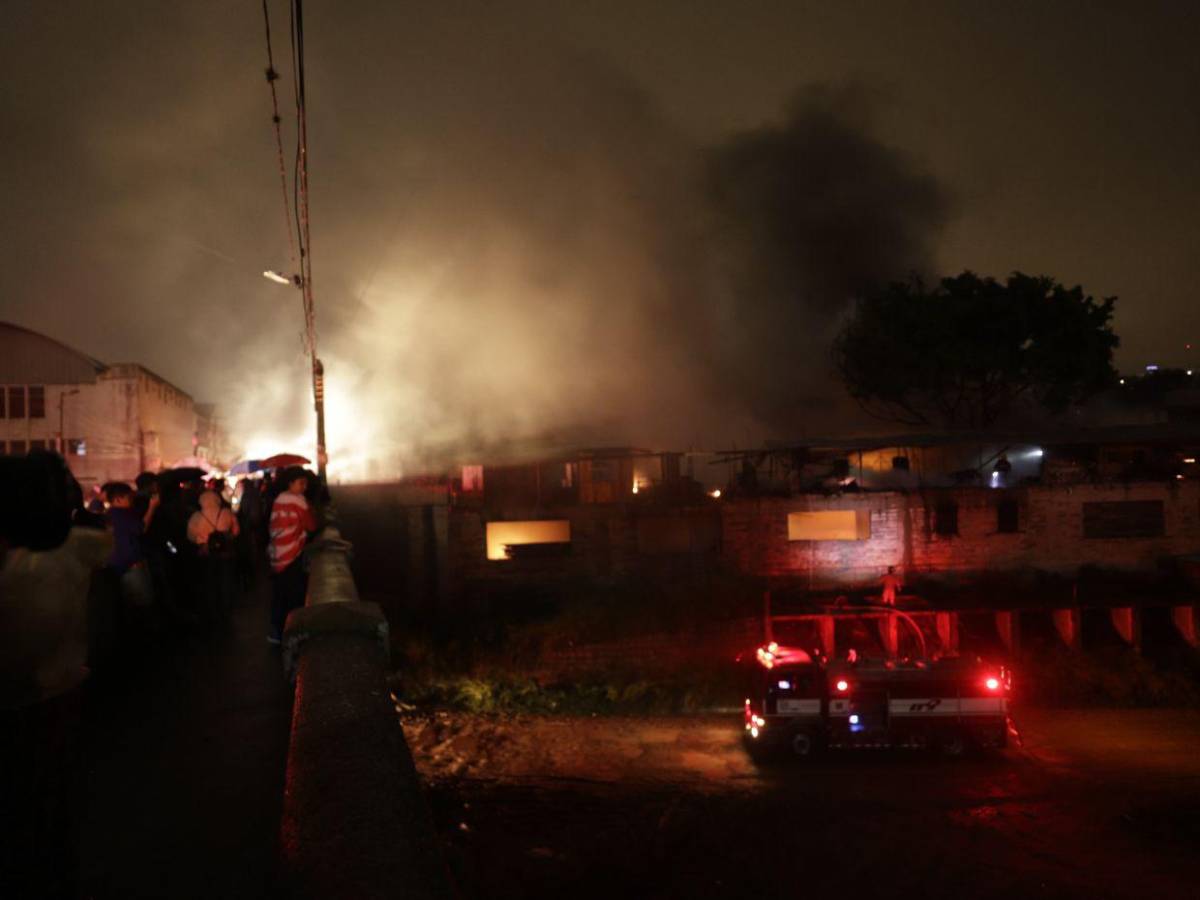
{"left": 263, "top": 271, "right": 326, "bottom": 478}
{"left": 312, "top": 356, "right": 326, "bottom": 478}
{"left": 294, "top": 0, "right": 326, "bottom": 481}
{"left": 261, "top": 0, "right": 326, "bottom": 480}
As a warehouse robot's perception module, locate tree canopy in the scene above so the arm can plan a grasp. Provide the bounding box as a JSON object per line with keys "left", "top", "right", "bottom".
{"left": 833, "top": 271, "right": 1119, "bottom": 429}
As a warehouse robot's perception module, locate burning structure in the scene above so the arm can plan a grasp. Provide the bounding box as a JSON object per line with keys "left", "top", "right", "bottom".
{"left": 338, "top": 425, "right": 1200, "bottom": 617}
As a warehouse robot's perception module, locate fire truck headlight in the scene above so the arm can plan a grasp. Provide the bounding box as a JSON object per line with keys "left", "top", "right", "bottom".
{"left": 835, "top": 679, "right": 849, "bottom": 692}
{"left": 985, "top": 677, "right": 1000, "bottom": 691}
{"left": 849, "top": 714, "right": 859, "bottom": 725}
{"left": 777, "top": 680, "right": 791, "bottom": 690}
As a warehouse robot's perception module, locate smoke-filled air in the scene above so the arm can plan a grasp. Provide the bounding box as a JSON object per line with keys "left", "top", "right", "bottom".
{"left": 0, "top": 3, "right": 948, "bottom": 481}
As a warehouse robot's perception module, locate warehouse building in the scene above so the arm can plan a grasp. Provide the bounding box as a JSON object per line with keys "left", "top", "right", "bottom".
{"left": 0, "top": 321, "right": 200, "bottom": 488}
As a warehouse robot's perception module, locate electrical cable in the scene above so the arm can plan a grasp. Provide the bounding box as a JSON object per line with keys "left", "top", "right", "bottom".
{"left": 260, "top": 0, "right": 298, "bottom": 275}
{"left": 286, "top": 0, "right": 317, "bottom": 358}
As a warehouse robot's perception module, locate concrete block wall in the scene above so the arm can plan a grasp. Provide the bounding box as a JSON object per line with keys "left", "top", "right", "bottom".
{"left": 447, "top": 504, "right": 645, "bottom": 591}
{"left": 720, "top": 481, "right": 1200, "bottom": 586}
{"left": 431, "top": 482, "right": 1199, "bottom": 602}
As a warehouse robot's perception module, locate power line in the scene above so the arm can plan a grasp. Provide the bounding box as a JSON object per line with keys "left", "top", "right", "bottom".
{"left": 290, "top": 0, "right": 317, "bottom": 361}
{"left": 261, "top": 0, "right": 327, "bottom": 476}
{"left": 260, "top": 0, "right": 298, "bottom": 276}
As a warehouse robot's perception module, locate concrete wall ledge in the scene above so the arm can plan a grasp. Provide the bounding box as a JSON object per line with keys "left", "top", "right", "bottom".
{"left": 278, "top": 518, "right": 452, "bottom": 899}
{"left": 282, "top": 601, "right": 389, "bottom": 681}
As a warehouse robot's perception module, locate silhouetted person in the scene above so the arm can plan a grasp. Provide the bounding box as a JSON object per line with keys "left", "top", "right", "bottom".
{"left": 187, "top": 489, "right": 240, "bottom": 622}
{"left": 880, "top": 565, "right": 903, "bottom": 606}
{"left": 267, "top": 467, "right": 317, "bottom": 644}
{"left": 1, "top": 451, "right": 109, "bottom": 898}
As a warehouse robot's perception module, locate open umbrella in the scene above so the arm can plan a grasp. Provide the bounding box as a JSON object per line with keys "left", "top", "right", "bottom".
{"left": 261, "top": 453, "right": 310, "bottom": 469}
{"left": 227, "top": 459, "right": 264, "bottom": 476}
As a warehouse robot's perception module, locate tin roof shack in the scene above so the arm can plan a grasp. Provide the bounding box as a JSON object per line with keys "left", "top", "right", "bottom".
{"left": 1041, "top": 425, "right": 1200, "bottom": 484}
{"left": 719, "top": 436, "right": 1048, "bottom": 494}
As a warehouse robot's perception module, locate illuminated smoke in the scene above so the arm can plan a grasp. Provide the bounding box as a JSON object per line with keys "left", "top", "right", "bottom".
{"left": 0, "top": 5, "right": 947, "bottom": 480}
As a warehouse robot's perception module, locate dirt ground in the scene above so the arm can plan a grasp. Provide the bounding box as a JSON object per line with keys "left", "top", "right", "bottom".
{"left": 402, "top": 708, "right": 1200, "bottom": 900}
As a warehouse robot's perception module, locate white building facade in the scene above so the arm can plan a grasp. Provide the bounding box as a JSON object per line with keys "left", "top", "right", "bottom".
{"left": 0, "top": 322, "right": 200, "bottom": 488}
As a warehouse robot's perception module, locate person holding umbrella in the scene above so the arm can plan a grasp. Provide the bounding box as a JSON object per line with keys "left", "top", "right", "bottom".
{"left": 266, "top": 466, "right": 317, "bottom": 645}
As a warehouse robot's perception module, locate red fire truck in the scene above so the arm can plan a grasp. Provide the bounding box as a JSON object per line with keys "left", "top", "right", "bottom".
{"left": 742, "top": 637, "right": 1012, "bottom": 758}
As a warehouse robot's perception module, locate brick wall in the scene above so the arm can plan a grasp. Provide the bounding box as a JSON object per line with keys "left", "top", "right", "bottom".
{"left": 720, "top": 482, "right": 1200, "bottom": 587}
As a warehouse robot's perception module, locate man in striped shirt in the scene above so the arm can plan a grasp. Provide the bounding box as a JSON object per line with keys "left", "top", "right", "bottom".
{"left": 267, "top": 467, "right": 317, "bottom": 644}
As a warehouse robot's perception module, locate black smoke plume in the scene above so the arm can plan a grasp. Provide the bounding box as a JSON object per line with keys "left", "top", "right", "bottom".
{"left": 699, "top": 86, "right": 949, "bottom": 431}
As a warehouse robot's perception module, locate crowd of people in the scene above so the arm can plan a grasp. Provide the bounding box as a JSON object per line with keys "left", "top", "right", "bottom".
{"left": 1, "top": 451, "right": 326, "bottom": 896}
{"left": 90, "top": 463, "right": 323, "bottom": 645}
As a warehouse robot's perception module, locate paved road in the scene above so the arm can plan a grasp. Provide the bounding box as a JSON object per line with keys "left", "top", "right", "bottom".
{"left": 408, "top": 708, "right": 1200, "bottom": 899}
{"left": 77, "top": 585, "right": 293, "bottom": 900}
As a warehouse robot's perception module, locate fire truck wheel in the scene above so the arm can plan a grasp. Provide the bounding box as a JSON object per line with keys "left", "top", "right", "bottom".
{"left": 790, "top": 730, "right": 818, "bottom": 758}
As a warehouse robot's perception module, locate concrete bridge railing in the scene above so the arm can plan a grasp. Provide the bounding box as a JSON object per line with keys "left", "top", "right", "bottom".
{"left": 278, "top": 520, "right": 451, "bottom": 899}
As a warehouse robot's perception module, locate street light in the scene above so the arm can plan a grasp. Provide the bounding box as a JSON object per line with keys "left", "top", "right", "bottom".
{"left": 263, "top": 269, "right": 303, "bottom": 287}
{"left": 263, "top": 269, "right": 327, "bottom": 478}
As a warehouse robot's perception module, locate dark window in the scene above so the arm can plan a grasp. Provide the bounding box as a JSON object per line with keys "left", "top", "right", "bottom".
{"left": 7, "top": 386, "right": 25, "bottom": 418}
{"left": 996, "top": 499, "right": 1019, "bottom": 533}
{"left": 831, "top": 458, "right": 850, "bottom": 478}
{"left": 891, "top": 456, "right": 910, "bottom": 471}
{"left": 934, "top": 501, "right": 959, "bottom": 536}
{"left": 29, "top": 439, "right": 46, "bottom": 452}
{"left": 28, "top": 386, "right": 45, "bottom": 418}
{"left": 9, "top": 439, "right": 27, "bottom": 456}
{"left": 1082, "top": 501, "right": 1165, "bottom": 539}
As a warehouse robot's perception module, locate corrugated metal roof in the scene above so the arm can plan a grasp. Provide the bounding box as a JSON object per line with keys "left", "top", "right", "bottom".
{"left": 0, "top": 321, "right": 105, "bottom": 384}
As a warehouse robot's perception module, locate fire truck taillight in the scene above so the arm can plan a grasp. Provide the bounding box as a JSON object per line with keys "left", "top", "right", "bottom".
{"left": 985, "top": 677, "right": 1001, "bottom": 691}
{"left": 835, "top": 679, "right": 849, "bottom": 692}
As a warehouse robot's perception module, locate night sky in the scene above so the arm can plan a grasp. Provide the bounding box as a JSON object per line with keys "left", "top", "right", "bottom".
{"left": 1, "top": 2, "right": 1197, "bottom": 468}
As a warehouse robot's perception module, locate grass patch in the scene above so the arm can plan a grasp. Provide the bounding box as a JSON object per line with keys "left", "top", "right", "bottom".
{"left": 391, "top": 669, "right": 743, "bottom": 716}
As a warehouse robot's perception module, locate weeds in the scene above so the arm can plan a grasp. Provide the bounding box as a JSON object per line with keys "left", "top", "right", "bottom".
{"left": 391, "top": 670, "right": 743, "bottom": 716}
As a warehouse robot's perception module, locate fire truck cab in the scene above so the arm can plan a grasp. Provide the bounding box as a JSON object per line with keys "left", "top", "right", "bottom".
{"left": 743, "top": 640, "right": 1011, "bottom": 758}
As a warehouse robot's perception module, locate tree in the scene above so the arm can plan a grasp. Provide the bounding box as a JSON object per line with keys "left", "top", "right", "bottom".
{"left": 832, "top": 271, "right": 1119, "bottom": 429}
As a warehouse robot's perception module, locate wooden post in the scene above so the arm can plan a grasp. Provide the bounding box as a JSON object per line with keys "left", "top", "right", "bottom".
{"left": 819, "top": 615, "right": 836, "bottom": 659}
{"left": 1052, "top": 607, "right": 1081, "bottom": 651}
{"left": 935, "top": 611, "right": 958, "bottom": 655}
{"left": 995, "top": 611, "right": 1019, "bottom": 656}
{"left": 1172, "top": 605, "right": 1198, "bottom": 648}
{"left": 1110, "top": 607, "right": 1141, "bottom": 650}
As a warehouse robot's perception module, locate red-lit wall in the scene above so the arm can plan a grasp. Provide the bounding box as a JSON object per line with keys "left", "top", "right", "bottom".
{"left": 719, "top": 482, "right": 1200, "bottom": 586}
